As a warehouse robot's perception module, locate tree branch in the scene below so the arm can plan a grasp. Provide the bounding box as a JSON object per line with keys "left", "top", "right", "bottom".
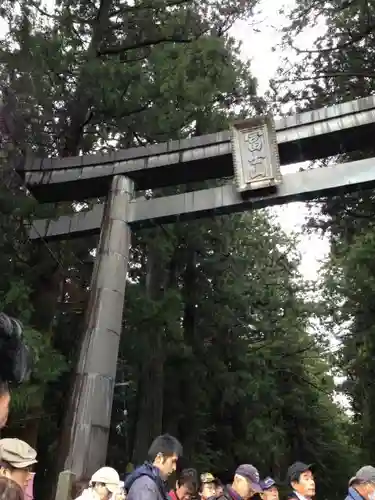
{"left": 97, "top": 35, "right": 195, "bottom": 55}
{"left": 291, "top": 22, "right": 375, "bottom": 54}
{"left": 344, "top": 208, "right": 375, "bottom": 220}
{"left": 31, "top": 3, "right": 58, "bottom": 19}
{"left": 109, "top": 0, "right": 192, "bottom": 17}
{"left": 274, "top": 71, "right": 375, "bottom": 83}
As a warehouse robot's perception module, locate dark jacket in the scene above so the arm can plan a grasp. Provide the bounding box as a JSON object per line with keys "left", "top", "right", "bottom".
{"left": 217, "top": 486, "right": 242, "bottom": 500}
{"left": 287, "top": 492, "right": 300, "bottom": 500}
{"left": 346, "top": 487, "right": 365, "bottom": 500}
{"left": 125, "top": 463, "right": 170, "bottom": 500}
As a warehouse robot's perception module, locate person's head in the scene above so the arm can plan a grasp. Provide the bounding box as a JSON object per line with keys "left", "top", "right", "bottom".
{"left": 215, "top": 480, "right": 224, "bottom": 497}
{"left": 287, "top": 463, "right": 315, "bottom": 499}
{"left": 199, "top": 473, "right": 216, "bottom": 500}
{"left": 260, "top": 478, "right": 278, "bottom": 500}
{"left": 148, "top": 434, "right": 183, "bottom": 480}
{"left": 0, "top": 383, "right": 10, "bottom": 429}
{"left": 175, "top": 469, "right": 197, "bottom": 500}
{"left": 349, "top": 466, "right": 375, "bottom": 500}
{"left": 0, "top": 438, "right": 37, "bottom": 491}
{"left": 232, "top": 465, "right": 262, "bottom": 500}
{"left": 0, "top": 477, "right": 23, "bottom": 500}
{"left": 90, "top": 467, "right": 120, "bottom": 500}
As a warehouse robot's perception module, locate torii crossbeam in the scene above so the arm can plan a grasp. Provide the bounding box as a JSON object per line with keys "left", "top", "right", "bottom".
{"left": 17, "top": 95, "right": 375, "bottom": 478}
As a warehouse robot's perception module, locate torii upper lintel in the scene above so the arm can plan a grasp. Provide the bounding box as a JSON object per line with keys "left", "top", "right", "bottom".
{"left": 17, "top": 95, "right": 375, "bottom": 203}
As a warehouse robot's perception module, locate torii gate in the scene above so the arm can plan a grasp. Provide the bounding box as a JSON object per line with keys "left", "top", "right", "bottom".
{"left": 17, "top": 95, "right": 375, "bottom": 477}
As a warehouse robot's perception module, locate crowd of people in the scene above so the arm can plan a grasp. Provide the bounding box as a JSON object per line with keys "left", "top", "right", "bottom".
{"left": 0, "top": 433, "right": 374, "bottom": 500}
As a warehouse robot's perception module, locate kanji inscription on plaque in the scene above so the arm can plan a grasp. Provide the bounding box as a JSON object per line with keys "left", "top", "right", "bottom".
{"left": 231, "top": 115, "right": 281, "bottom": 193}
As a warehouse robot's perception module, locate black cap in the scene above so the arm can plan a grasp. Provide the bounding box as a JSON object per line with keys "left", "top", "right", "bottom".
{"left": 287, "top": 462, "right": 312, "bottom": 483}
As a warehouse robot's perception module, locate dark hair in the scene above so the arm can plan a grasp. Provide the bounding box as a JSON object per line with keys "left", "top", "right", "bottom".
{"left": 178, "top": 469, "right": 198, "bottom": 489}
{"left": 350, "top": 479, "right": 371, "bottom": 488}
{"left": 0, "top": 462, "right": 16, "bottom": 473}
{"left": 72, "top": 478, "right": 90, "bottom": 499}
{"left": 148, "top": 434, "right": 183, "bottom": 462}
{"left": 0, "top": 477, "right": 23, "bottom": 500}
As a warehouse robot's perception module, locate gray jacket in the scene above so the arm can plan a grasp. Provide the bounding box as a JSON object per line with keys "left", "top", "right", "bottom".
{"left": 127, "top": 474, "right": 166, "bottom": 500}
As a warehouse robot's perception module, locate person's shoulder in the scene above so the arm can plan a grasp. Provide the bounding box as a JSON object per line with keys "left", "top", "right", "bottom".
{"left": 129, "top": 475, "right": 158, "bottom": 492}
{"left": 287, "top": 493, "right": 299, "bottom": 500}
{"left": 169, "top": 491, "right": 177, "bottom": 500}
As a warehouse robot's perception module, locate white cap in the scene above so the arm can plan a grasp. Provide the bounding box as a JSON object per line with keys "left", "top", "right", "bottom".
{"left": 90, "top": 467, "right": 120, "bottom": 493}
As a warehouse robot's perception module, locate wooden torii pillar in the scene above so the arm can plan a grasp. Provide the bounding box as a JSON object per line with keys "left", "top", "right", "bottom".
{"left": 16, "top": 96, "right": 375, "bottom": 477}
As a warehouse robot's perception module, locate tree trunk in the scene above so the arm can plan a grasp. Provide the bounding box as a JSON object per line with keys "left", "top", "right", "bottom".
{"left": 179, "top": 245, "right": 198, "bottom": 460}
{"left": 132, "top": 235, "right": 169, "bottom": 465}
